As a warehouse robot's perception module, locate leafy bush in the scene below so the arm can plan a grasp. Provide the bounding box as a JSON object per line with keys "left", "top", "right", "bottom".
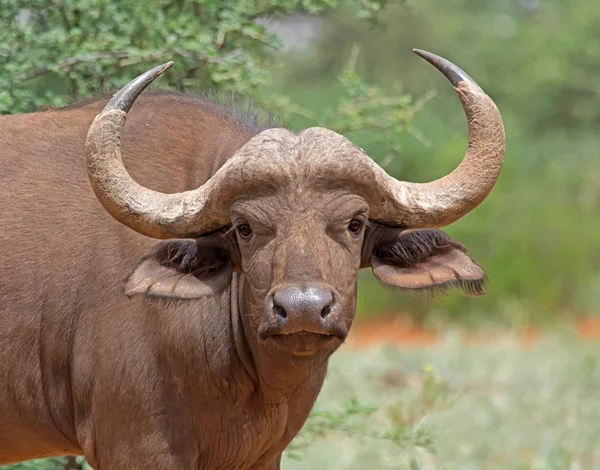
{"left": 1, "top": 0, "right": 408, "bottom": 114}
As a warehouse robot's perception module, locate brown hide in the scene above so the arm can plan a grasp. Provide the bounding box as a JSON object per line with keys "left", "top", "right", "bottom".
{"left": 0, "top": 91, "right": 487, "bottom": 469}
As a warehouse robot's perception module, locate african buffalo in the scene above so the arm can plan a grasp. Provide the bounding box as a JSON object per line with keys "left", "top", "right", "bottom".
{"left": 0, "top": 50, "right": 505, "bottom": 468}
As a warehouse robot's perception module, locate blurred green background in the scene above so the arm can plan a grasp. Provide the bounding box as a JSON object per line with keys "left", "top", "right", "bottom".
{"left": 3, "top": 0, "right": 600, "bottom": 468}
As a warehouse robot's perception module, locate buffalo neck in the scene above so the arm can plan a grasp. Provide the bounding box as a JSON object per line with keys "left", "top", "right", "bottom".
{"left": 233, "top": 273, "right": 331, "bottom": 403}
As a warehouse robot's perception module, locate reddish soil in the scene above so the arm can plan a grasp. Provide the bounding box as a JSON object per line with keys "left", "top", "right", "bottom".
{"left": 346, "top": 316, "right": 600, "bottom": 348}
{"left": 576, "top": 317, "right": 600, "bottom": 340}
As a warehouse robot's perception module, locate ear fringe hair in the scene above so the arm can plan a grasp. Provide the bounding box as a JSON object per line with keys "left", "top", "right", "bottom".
{"left": 162, "top": 241, "right": 200, "bottom": 272}
{"left": 374, "top": 229, "right": 467, "bottom": 268}
{"left": 375, "top": 275, "right": 488, "bottom": 298}
{"left": 154, "top": 240, "right": 229, "bottom": 277}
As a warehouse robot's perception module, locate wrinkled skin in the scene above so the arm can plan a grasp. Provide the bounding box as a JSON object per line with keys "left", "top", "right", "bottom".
{"left": 0, "top": 93, "right": 485, "bottom": 469}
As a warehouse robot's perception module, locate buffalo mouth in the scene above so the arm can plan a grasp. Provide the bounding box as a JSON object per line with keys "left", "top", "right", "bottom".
{"left": 262, "top": 331, "right": 343, "bottom": 356}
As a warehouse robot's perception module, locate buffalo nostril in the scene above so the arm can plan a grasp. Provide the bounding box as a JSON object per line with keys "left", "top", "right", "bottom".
{"left": 272, "top": 283, "right": 335, "bottom": 321}
{"left": 273, "top": 304, "right": 287, "bottom": 319}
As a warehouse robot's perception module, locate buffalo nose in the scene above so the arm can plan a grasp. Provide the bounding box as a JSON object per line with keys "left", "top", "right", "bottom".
{"left": 272, "top": 284, "right": 334, "bottom": 320}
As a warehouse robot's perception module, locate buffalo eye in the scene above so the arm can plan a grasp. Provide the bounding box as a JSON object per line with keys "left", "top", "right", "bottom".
{"left": 348, "top": 218, "right": 364, "bottom": 234}
{"left": 236, "top": 224, "right": 253, "bottom": 239}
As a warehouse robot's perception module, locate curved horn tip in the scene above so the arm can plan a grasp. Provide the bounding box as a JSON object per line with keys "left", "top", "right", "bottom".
{"left": 412, "top": 49, "right": 477, "bottom": 88}
{"left": 105, "top": 61, "right": 174, "bottom": 113}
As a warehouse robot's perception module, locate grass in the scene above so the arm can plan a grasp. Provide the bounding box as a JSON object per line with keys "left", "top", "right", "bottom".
{"left": 4, "top": 333, "right": 600, "bottom": 470}
{"left": 283, "top": 333, "right": 600, "bottom": 469}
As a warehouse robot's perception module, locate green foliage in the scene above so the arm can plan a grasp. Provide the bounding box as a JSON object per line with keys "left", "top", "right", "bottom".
{"left": 296, "top": 0, "right": 600, "bottom": 134}
{"left": 1, "top": 0, "right": 275, "bottom": 112}
{"left": 2, "top": 457, "right": 91, "bottom": 470}
{"left": 0, "top": 0, "right": 404, "bottom": 114}
{"left": 281, "top": 43, "right": 432, "bottom": 169}
{"left": 286, "top": 365, "right": 455, "bottom": 463}
{"left": 1, "top": 460, "right": 64, "bottom": 470}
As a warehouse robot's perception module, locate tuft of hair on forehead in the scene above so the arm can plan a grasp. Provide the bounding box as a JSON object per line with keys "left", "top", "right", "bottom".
{"left": 374, "top": 228, "right": 487, "bottom": 297}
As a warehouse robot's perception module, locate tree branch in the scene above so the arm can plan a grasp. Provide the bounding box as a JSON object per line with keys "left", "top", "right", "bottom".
{"left": 20, "top": 52, "right": 130, "bottom": 81}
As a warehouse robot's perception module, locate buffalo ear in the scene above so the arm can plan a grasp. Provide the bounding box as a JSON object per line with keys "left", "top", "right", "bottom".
{"left": 369, "top": 228, "right": 486, "bottom": 296}
{"left": 124, "top": 238, "right": 232, "bottom": 299}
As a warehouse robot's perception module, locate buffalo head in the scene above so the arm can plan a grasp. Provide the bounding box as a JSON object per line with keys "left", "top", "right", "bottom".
{"left": 85, "top": 50, "right": 504, "bottom": 358}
